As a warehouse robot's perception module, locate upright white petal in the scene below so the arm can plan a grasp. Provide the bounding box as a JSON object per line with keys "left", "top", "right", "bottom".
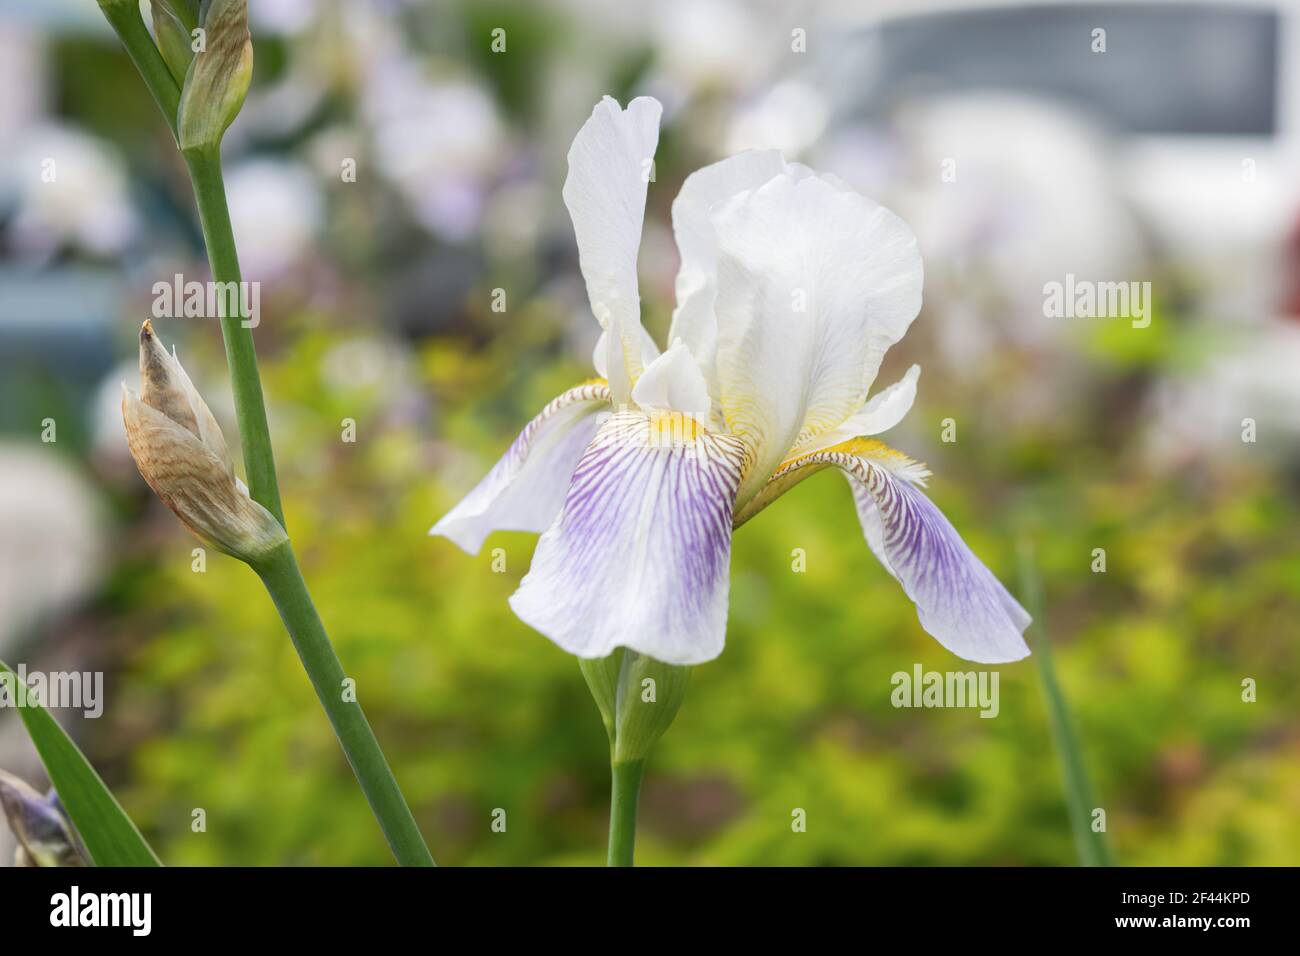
{"left": 591, "top": 327, "right": 660, "bottom": 380}
{"left": 710, "top": 171, "right": 923, "bottom": 505}
{"left": 790, "top": 364, "right": 921, "bottom": 458}
{"left": 430, "top": 383, "right": 611, "bottom": 555}
{"left": 852, "top": 363, "right": 921, "bottom": 435}
{"left": 631, "top": 341, "right": 712, "bottom": 420}
{"left": 510, "top": 410, "right": 748, "bottom": 665}
{"left": 668, "top": 149, "right": 786, "bottom": 395}
{"left": 563, "top": 96, "right": 662, "bottom": 405}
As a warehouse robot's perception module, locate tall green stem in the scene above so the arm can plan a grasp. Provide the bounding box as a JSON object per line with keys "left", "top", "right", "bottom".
{"left": 253, "top": 544, "right": 435, "bottom": 867}
{"left": 100, "top": 3, "right": 434, "bottom": 865}
{"left": 607, "top": 760, "right": 645, "bottom": 867}
{"left": 182, "top": 146, "right": 283, "bottom": 523}
{"left": 1018, "top": 543, "right": 1113, "bottom": 867}
{"left": 181, "top": 147, "right": 432, "bottom": 865}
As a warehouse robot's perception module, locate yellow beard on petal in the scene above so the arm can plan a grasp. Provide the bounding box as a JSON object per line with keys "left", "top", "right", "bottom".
{"left": 817, "top": 437, "right": 914, "bottom": 467}
{"left": 734, "top": 435, "right": 932, "bottom": 529}
{"left": 647, "top": 410, "right": 702, "bottom": 448}
{"left": 771, "top": 436, "right": 925, "bottom": 476}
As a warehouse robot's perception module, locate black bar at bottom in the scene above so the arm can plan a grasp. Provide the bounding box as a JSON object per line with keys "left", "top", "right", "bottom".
{"left": 0, "top": 865, "right": 1284, "bottom": 940}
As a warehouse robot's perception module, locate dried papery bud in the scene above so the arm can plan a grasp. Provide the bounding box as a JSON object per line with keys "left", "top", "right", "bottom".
{"left": 177, "top": 0, "right": 252, "bottom": 153}
{"left": 122, "top": 320, "right": 287, "bottom": 562}
{"left": 0, "top": 770, "right": 84, "bottom": 868}
{"left": 150, "top": 0, "right": 201, "bottom": 85}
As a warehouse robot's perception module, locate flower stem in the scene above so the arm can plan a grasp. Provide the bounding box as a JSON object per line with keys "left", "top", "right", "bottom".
{"left": 182, "top": 146, "right": 432, "bottom": 866}
{"left": 606, "top": 759, "right": 645, "bottom": 866}
{"left": 100, "top": 8, "right": 434, "bottom": 865}
{"left": 1017, "top": 542, "right": 1113, "bottom": 867}
{"left": 253, "top": 543, "right": 435, "bottom": 867}
{"left": 182, "top": 146, "right": 283, "bottom": 523}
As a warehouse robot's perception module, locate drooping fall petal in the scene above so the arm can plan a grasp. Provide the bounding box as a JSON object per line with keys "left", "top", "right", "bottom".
{"left": 430, "top": 382, "right": 611, "bottom": 555}
{"left": 739, "top": 439, "right": 1030, "bottom": 664}
{"left": 510, "top": 410, "right": 748, "bottom": 665}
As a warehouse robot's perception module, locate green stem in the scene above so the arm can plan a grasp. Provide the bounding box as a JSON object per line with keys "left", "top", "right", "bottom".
{"left": 253, "top": 543, "right": 435, "bottom": 867}
{"left": 607, "top": 759, "right": 645, "bottom": 867}
{"left": 183, "top": 146, "right": 284, "bottom": 524}
{"left": 1018, "top": 542, "right": 1113, "bottom": 867}
{"left": 98, "top": 0, "right": 181, "bottom": 139}
{"left": 100, "top": 8, "right": 435, "bottom": 865}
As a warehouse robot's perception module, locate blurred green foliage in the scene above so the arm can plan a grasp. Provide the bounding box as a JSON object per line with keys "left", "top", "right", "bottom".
{"left": 72, "top": 309, "right": 1298, "bottom": 866}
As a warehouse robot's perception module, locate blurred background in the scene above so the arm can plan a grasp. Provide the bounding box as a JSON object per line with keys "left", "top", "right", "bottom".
{"left": 1, "top": 0, "right": 1299, "bottom": 865}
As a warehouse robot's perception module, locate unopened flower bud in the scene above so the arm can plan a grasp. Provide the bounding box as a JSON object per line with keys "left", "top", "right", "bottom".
{"left": 0, "top": 770, "right": 84, "bottom": 868}
{"left": 579, "top": 649, "right": 690, "bottom": 765}
{"left": 122, "top": 320, "right": 287, "bottom": 562}
{"left": 150, "top": 0, "right": 201, "bottom": 85}
{"left": 177, "top": 0, "right": 252, "bottom": 153}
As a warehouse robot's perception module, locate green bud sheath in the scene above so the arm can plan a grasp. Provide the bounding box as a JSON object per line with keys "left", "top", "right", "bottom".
{"left": 177, "top": 0, "right": 252, "bottom": 153}
{"left": 151, "top": 0, "right": 201, "bottom": 85}
{"left": 579, "top": 649, "right": 622, "bottom": 742}
{"left": 579, "top": 649, "right": 690, "bottom": 765}
{"left": 581, "top": 650, "right": 688, "bottom": 865}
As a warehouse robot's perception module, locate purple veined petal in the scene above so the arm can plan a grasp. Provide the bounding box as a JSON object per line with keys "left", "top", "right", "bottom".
{"left": 509, "top": 410, "right": 749, "bottom": 665}
{"left": 846, "top": 466, "right": 1031, "bottom": 663}
{"left": 429, "top": 382, "right": 611, "bottom": 555}
{"left": 742, "top": 439, "right": 1030, "bottom": 664}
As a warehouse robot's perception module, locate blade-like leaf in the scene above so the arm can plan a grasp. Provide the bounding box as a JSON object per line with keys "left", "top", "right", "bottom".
{"left": 0, "top": 661, "right": 161, "bottom": 866}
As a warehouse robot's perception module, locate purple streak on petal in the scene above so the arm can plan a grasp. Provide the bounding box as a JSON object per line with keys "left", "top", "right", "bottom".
{"left": 509, "top": 411, "right": 747, "bottom": 665}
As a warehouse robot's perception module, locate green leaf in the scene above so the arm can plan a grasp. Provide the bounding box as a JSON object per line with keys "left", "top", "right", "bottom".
{"left": 0, "top": 661, "right": 161, "bottom": 866}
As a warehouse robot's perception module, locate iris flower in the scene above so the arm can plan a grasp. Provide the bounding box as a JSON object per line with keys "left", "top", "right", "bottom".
{"left": 432, "top": 96, "right": 1030, "bottom": 667}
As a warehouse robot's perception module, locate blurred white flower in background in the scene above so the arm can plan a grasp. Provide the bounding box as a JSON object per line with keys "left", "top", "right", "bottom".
{"left": 362, "top": 58, "right": 507, "bottom": 242}
{"left": 652, "top": 0, "right": 767, "bottom": 91}
{"left": 225, "top": 159, "right": 324, "bottom": 276}
{"left": 249, "top": 0, "right": 317, "bottom": 36}
{"left": 885, "top": 94, "right": 1147, "bottom": 371}
{"left": 319, "top": 336, "right": 417, "bottom": 398}
{"left": 4, "top": 123, "right": 138, "bottom": 260}
{"left": 725, "top": 80, "right": 829, "bottom": 157}
{"left": 814, "top": 126, "right": 900, "bottom": 199}
{"left": 1147, "top": 321, "right": 1300, "bottom": 463}
{"left": 0, "top": 22, "right": 46, "bottom": 145}
{"left": 90, "top": 358, "right": 141, "bottom": 478}
{"left": 0, "top": 445, "right": 105, "bottom": 656}
{"left": 0, "top": 18, "right": 135, "bottom": 259}
{"left": 482, "top": 180, "right": 547, "bottom": 258}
